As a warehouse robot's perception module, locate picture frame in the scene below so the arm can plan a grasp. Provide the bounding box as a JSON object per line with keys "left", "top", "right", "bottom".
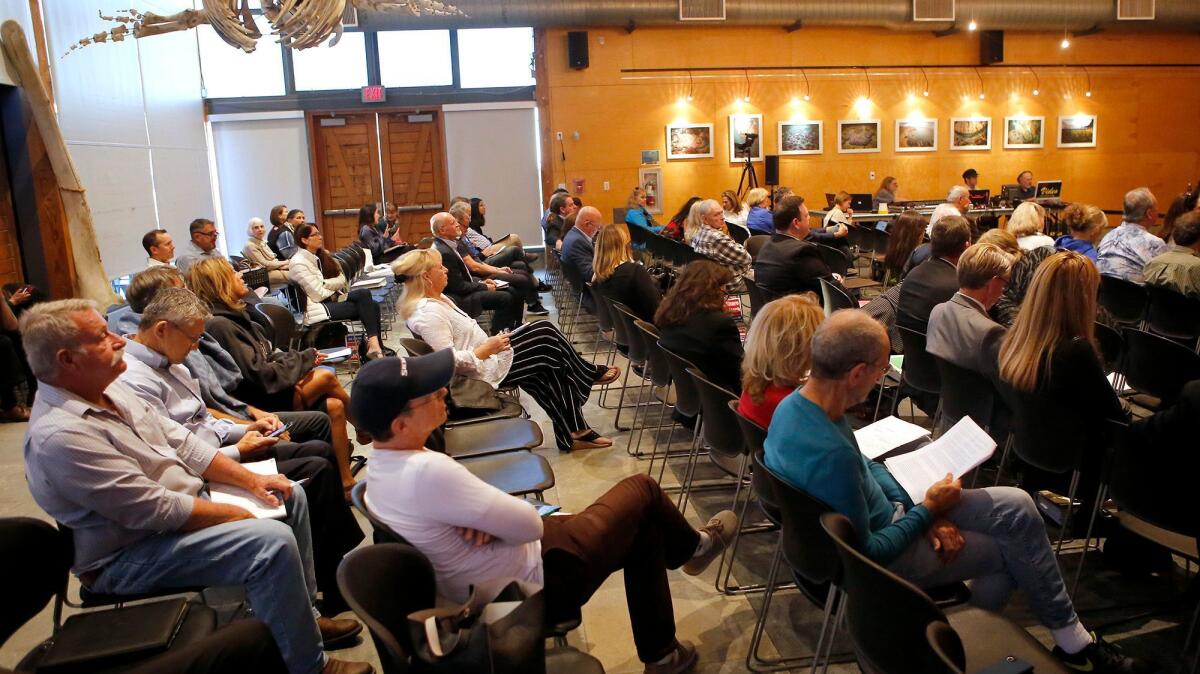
{"left": 728, "top": 114, "right": 764, "bottom": 162}
{"left": 1003, "top": 116, "right": 1045, "bottom": 149}
{"left": 895, "top": 118, "right": 938, "bottom": 152}
{"left": 778, "top": 120, "right": 823, "bottom": 155}
{"left": 665, "top": 123, "right": 714, "bottom": 160}
{"left": 1057, "top": 115, "right": 1097, "bottom": 148}
{"left": 950, "top": 117, "right": 992, "bottom": 151}
{"left": 838, "top": 120, "right": 881, "bottom": 154}
{"left": 638, "top": 167, "right": 664, "bottom": 214}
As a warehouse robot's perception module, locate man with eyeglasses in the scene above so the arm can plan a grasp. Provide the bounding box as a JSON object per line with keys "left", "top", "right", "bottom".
{"left": 175, "top": 218, "right": 224, "bottom": 276}
{"left": 926, "top": 242, "right": 1015, "bottom": 381}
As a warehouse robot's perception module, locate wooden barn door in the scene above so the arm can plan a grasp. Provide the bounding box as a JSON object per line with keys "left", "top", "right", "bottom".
{"left": 308, "top": 112, "right": 383, "bottom": 250}
{"left": 379, "top": 110, "right": 449, "bottom": 245}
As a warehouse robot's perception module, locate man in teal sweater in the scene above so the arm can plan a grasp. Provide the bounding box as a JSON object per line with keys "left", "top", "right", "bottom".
{"left": 764, "top": 310, "right": 1149, "bottom": 674}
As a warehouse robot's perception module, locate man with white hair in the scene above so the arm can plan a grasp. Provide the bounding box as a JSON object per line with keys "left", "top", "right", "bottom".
{"left": 689, "top": 198, "right": 752, "bottom": 278}
{"left": 1097, "top": 187, "right": 1169, "bottom": 284}
{"left": 928, "top": 185, "right": 972, "bottom": 235}
{"left": 445, "top": 203, "right": 548, "bottom": 316}
{"left": 430, "top": 212, "right": 523, "bottom": 333}
{"left": 561, "top": 206, "right": 603, "bottom": 312}
{"left": 20, "top": 299, "right": 371, "bottom": 674}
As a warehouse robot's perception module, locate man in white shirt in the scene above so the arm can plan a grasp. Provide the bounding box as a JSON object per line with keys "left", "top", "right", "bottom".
{"left": 142, "top": 228, "right": 175, "bottom": 268}
{"left": 928, "top": 185, "right": 971, "bottom": 235}
{"left": 358, "top": 352, "right": 737, "bottom": 674}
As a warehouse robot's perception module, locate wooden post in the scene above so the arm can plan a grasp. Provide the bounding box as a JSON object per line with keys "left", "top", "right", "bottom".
{"left": 0, "top": 20, "right": 119, "bottom": 305}
{"left": 533, "top": 28, "right": 556, "bottom": 209}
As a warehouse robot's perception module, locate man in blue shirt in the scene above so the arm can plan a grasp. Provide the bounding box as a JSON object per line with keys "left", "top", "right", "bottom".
{"left": 765, "top": 310, "right": 1148, "bottom": 674}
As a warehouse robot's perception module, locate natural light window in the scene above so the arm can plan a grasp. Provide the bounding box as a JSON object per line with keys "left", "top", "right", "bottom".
{"left": 457, "top": 27, "right": 535, "bottom": 89}
{"left": 379, "top": 30, "right": 453, "bottom": 88}
{"left": 198, "top": 16, "right": 285, "bottom": 98}
{"left": 292, "top": 32, "right": 368, "bottom": 92}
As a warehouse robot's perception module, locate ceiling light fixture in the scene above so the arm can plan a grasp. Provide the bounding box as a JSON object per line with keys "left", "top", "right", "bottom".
{"left": 1061, "top": 29, "right": 1070, "bottom": 49}
{"left": 968, "top": 19, "right": 977, "bottom": 31}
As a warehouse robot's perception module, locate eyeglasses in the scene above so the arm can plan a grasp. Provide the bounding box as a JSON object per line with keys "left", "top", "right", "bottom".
{"left": 195, "top": 230, "right": 218, "bottom": 238}
{"left": 169, "top": 322, "right": 204, "bottom": 346}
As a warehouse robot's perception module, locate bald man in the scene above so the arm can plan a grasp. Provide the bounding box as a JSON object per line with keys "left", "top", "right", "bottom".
{"left": 561, "top": 206, "right": 603, "bottom": 312}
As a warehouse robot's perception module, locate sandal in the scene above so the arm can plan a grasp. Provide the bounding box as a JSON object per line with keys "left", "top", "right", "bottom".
{"left": 569, "top": 429, "right": 613, "bottom": 451}
{"left": 594, "top": 366, "right": 621, "bottom": 386}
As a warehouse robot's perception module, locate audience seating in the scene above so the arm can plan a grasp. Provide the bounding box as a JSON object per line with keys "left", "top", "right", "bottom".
{"left": 745, "top": 279, "right": 769, "bottom": 317}
{"left": 819, "top": 277, "right": 856, "bottom": 315}
{"left": 610, "top": 300, "right": 662, "bottom": 456}
{"left": 894, "top": 326, "right": 942, "bottom": 424}
{"left": 654, "top": 344, "right": 706, "bottom": 498}
{"left": 925, "top": 621, "right": 1036, "bottom": 674}
{"left": 1098, "top": 275, "right": 1148, "bottom": 328}
{"left": 631, "top": 318, "right": 677, "bottom": 459}
{"left": 816, "top": 243, "right": 879, "bottom": 293}
{"left": 1145, "top": 285, "right": 1200, "bottom": 349}
{"left": 932, "top": 355, "right": 1004, "bottom": 437}
{"left": 1120, "top": 327, "right": 1200, "bottom": 408}
{"left": 745, "top": 235, "right": 771, "bottom": 259}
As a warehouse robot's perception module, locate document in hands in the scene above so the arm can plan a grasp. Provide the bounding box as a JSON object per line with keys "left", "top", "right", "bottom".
{"left": 351, "top": 277, "right": 386, "bottom": 289}
{"left": 883, "top": 417, "right": 996, "bottom": 505}
{"left": 209, "top": 458, "right": 287, "bottom": 520}
{"left": 854, "top": 415, "right": 931, "bottom": 460}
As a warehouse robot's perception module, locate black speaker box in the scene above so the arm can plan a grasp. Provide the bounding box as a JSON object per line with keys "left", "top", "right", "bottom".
{"left": 764, "top": 155, "right": 780, "bottom": 185}
{"left": 568, "top": 31, "right": 589, "bottom": 70}
{"left": 980, "top": 30, "right": 1004, "bottom": 65}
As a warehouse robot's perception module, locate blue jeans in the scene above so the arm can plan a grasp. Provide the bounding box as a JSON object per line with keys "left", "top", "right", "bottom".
{"left": 887, "top": 486, "right": 1079, "bottom": 630}
{"left": 91, "top": 486, "right": 324, "bottom": 674}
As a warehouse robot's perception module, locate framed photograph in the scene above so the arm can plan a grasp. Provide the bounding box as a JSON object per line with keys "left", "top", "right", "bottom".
{"left": 1004, "top": 116, "right": 1045, "bottom": 149}
{"left": 638, "top": 167, "right": 663, "bottom": 214}
{"left": 778, "top": 121, "right": 823, "bottom": 155}
{"left": 950, "top": 117, "right": 992, "bottom": 150}
{"left": 665, "top": 123, "right": 714, "bottom": 160}
{"left": 640, "top": 149, "right": 660, "bottom": 165}
{"left": 728, "top": 114, "right": 764, "bottom": 162}
{"left": 838, "top": 120, "right": 881, "bottom": 154}
{"left": 895, "top": 118, "right": 937, "bottom": 152}
{"left": 1057, "top": 115, "right": 1097, "bottom": 148}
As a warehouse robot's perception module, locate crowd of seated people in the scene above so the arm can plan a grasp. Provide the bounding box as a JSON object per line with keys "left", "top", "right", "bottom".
{"left": 593, "top": 221, "right": 663, "bottom": 322}
{"left": 243, "top": 217, "right": 291, "bottom": 284}
{"left": 447, "top": 201, "right": 550, "bottom": 316}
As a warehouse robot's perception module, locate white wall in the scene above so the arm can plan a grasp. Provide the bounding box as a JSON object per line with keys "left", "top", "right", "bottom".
{"left": 0, "top": 1, "right": 34, "bottom": 86}
{"left": 443, "top": 103, "right": 543, "bottom": 247}
{"left": 210, "top": 113, "right": 315, "bottom": 256}
{"left": 42, "top": 0, "right": 215, "bottom": 278}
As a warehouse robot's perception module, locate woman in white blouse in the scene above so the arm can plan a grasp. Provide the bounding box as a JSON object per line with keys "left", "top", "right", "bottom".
{"left": 1006, "top": 201, "right": 1054, "bottom": 251}
{"left": 289, "top": 223, "right": 386, "bottom": 360}
{"left": 394, "top": 247, "right": 620, "bottom": 451}
{"left": 241, "top": 217, "right": 290, "bottom": 285}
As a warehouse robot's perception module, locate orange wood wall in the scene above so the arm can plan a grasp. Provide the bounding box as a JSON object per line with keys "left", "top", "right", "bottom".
{"left": 540, "top": 26, "right": 1200, "bottom": 221}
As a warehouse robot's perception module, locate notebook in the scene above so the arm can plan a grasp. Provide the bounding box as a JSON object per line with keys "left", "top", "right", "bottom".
{"left": 209, "top": 458, "right": 287, "bottom": 519}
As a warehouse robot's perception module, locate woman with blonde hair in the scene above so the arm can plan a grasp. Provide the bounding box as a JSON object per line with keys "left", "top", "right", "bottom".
{"left": 241, "top": 217, "right": 290, "bottom": 284}
{"left": 1006, "top": 201, "right": 1053, "bottom": 250}
{"left": 721, "top": 189, "right": 749, "bottom": 230}
{"left": 1055, "top": 203, "right": 1106, "bottom": 261}
{"left": 592, "top": 223, "right": 662, "bottom": 322}
{"left": 744, "top": 187, "right": 773, "bottom": 235}
{"left": 624, "top": 186, "right": 664, "bottom": 234}
{"left": 737, "top": 294, "right": 824, "bottom": 427}
{"left": 984, "top": 224, "right": 1055, "bottom": 327}
{"left": 394, "top": 248, "right": 620, "bottom": 452}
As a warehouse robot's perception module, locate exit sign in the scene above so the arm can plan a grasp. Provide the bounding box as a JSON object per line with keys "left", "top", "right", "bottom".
{"left": 361, "top": 85, "right": 386, "bottom": 103}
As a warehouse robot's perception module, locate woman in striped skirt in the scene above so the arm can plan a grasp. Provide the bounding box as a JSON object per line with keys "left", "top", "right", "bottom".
{"left": 395, "top": 247, "right": 621, "bottom": 451}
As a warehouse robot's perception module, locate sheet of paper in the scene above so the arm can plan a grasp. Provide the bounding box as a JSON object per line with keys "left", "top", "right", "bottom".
{"left": 491, "top": 279, "right": 510, "bottom": 289}
{"left": 351, "top": 277, "right": 386, "bottom": 289}
{"left": 854, "top": 415, "right": 931, "bottom": 460}
{"left": 318, "top": 346, "right": 352, "bottom": 360}
{"left": 209, "top": 458, "right": 286, "bottom": 520}
{"left": 883, "top": 417, "right": 996, "bottom": 504}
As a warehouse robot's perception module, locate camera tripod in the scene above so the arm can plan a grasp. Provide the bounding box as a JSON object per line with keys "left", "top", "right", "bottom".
{"left": 736, "top": 148, "right": 758, "bottom": 198}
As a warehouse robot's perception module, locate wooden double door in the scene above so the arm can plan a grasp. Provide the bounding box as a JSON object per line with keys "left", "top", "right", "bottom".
{"left": 307, "top": 109, "right": 449, "bottom": 251}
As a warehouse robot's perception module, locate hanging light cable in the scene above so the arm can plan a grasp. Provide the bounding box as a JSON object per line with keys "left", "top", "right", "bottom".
{"left": 1030, "top": 67, "right": 1040, "bottom": 96}
{"left": 687, "top": 71, "right": 694, "bottom": 101}
{"left": 1083, "top": 65, "right": 1092, "bottom": 97}
{"left": 863, "top": 67, "right": 871, "bottom": 101}
{"left": 743, "top": 68, "right": 751, "bottom": 102}
{"left": 974, "top": 68, "right": 985, "bottom": 99}
{"left": 921, "top": 67, "right": 930, "bottom": 96}
{"left": 802, "top": 68, "right": 811, "bottom": 101}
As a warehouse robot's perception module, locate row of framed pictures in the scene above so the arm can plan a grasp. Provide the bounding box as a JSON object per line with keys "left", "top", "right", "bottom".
{"left": 665, "top": 114, "right": 1097, "bottom": 160}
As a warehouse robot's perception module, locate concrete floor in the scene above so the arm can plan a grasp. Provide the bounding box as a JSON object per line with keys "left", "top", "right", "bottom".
{"left": 0, "top": 274, "right": 1193, "bottom": 673}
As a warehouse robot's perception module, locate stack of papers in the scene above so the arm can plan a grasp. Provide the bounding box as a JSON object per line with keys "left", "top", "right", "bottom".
{"left": 318, "top": 346, "right": 352, "bottom": 363}
{"left": 209, "top": 458, "right": 287, "bottom": 519}
{"left": 854, "top": 415, "right": 930, "bottom": 460}
{"left": 883, "top": 417, "right": 997, "bottom": 504}
{"left": 351, "top": 277, "right": 386, "bottom": 289}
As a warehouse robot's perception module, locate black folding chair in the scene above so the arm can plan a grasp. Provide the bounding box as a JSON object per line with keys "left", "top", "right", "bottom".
{"left": 1120, "top": 327, "right": 1200, "bottom": 408}
{"left": 1098, "top": 275, "right": 1148, "bottom": 328}
{"left": 1145, "top": 285, "right": 1200, "bottom": 349}
{"left": 819, "top": 277, "right": 856, "bottom": 314}
{"left": 894, "top": 326, "right": 942, "bottom": 424}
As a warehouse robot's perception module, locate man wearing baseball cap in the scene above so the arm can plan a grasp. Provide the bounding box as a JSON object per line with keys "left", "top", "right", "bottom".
{"left": 355, "top": 351, "right": 736, "bottom": 674}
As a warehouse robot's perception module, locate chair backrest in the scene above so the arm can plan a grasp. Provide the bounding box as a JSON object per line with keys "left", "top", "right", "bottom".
{"left": 896, "top": 326, "right": 942, "bottom": 396}
{"left": 997, "top": 380, "right": 1088, "bottom": 475}
{"left": 611, "top": 300, "right": 649, "bottom": 366}
{"left": 255, "top": 302, "right": 299, "bottom": 351}
{"left": 821, "top": 512, "right": 949, "bottom": 674}
{"left": 633, "top": 319, "right": 671, "bottom": 387}
{"left": 727, "top": 223, "right": 750, "bottom": 245}
{"left": 745, "top": 235, "right": 771, "bottom": 259}
{"left": 925, "top": 622, "right": 967, "bottom": 674}
{"left": 399, "top": 337, "right": 433, "bottom": 357}
{"left": 932, "top": 356, "right": 999, "bottom": 431}
{"left": 738, "top": 417, "right": 781, "bottom": 525}
{"left": 819, "top": 277, "right": 855, "bottom": 315}
{"left": 745, "top": 280, "right": 768, "bottom": 317}
{"left": 1093, "top": 321, "right": 1124, "bottom": 374}
{"left": 583, "top": 282, "right": 613, "bottom": 331}
{"left": 288, "top": 282, "right": 310, "bottom": 313}
{"left": 761, "top": 462, "right": 840, "bottom": 595}
{"left": 1145, "top": 284, "right": 1200, "bottom": 345}
{"left": 559, "top": 251, "right": 587, "bottom": 297}
{"left": 0, "top": 518, "right": 69, "bottom": 646}
{"left": 1120, "top": 327, "right": 1200, "bottom": 403}
{"left": 686, "top": 367, "right": 745, "bottom": 460}
{"left": 1104, "top": 419, "right": 1199, "bottom": 538}
{"left": 349, "top": 481, "right": 409, "bottom": 545}
{"left": 337, "top": 543, "right": 436, "bottom": 674}
{"left": 595, "top": 293, "right": 630, "bottom": 350}
{"left": 816, "top": 243, "right": 851, "bottom": 277}
{"left": 1098, "top": 274, "right": 1148, "bottom": 326}
{"left": 657, "top": 342, "right": 703, "bottom": 418}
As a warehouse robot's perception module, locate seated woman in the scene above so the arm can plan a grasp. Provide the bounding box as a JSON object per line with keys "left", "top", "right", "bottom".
{"left": 810, "top": 191, "right": 852, "bottom": 253}
{"left": 737, "top": 294, "right": 823, "bottom": 428}
{"left": 881, "top": 210, "right": 926, "bottom": 284}
{"left": 744, "top": 187, "right": 773, "bottom": 235}
{"left": 394, "top": 248, "right": 620, "bottom": 452}
{"left": 1007, "top": 201, "right": 1054, "bottom": 250}
{"left": 0, "top": 290, "right": 32, "bottom": 421}
{"left": 466, "top": 197, "right": 536, "bottom": 267}
{"left": 689, "top": 199, "right": 752, "bottom": 279}
{"left": 290, "top": 224, "right": 386, "bottom": 361}
{"left": 186, "top": 257, "right": 362, "bottom": 492}
{"left": 593, "top": 223, "right": 662, "bottom": 322}
{"left": 874, "top": 175, "right": 899, "bottom": 209}
{"left": 980, "top": 228, "right": 1053, "bottom": 327}
{"left": 268, "top": 207, "right": 304, "bottom": 260}
{"left": 1055, "top": 203, "right": 1105, "bottom": 261}
{"left": 241, "top": 217, "right": 290, "bottom": 285}
{"left": 625, "top": 186, "right": 664, "bottom": 234}
{"left": 663, "top": 196, "right": 701, "bottom": 242}
{"left": 721, "top": 189, "right": 749, "bottom": 231}
{"left": 357, "top": 203, "right": 403, "bottom": 264}
{"left": 655, "top": 260, "right": 744, "bottom": 393}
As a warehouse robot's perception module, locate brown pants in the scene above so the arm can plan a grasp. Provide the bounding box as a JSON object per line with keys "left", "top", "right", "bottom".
{"left": 541, "top": 474, "right": 701, "bottom": 663}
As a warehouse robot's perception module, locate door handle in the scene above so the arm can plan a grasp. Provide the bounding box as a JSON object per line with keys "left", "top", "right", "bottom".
{"left": 395, "top": 203, "right": 444, "bottom": 213}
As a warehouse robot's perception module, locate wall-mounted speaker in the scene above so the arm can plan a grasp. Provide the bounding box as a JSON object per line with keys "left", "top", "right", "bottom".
{"left": 764, "top": 155, "right": 780, "bottom": 185}
{"left": 980, "top": 30, "right": 1004, "bottom": 65}
{"left": 567, "top": 31, "right": 589, "bottom": 70}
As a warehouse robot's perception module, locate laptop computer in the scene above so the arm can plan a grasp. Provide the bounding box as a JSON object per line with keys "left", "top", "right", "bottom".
{"left": 850, "top": 193, "right": 873, "bottom": 212}
{"left": 968, "top": 189, "right": 990, "bottom": 207}
{"left": 1001, "top": 184, "right": 1022, "bottom": 203}
{"left": 824, "top": 193, "right": 836, "bottom": 209}
{"left": 1035, "top": 180, "right": 1063, "bottom": 199}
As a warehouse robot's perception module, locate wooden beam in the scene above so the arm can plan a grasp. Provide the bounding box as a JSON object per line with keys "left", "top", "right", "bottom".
{"left": 25, "top": 0, "right": 51, "bottom": 108}
{"left": 533, "top": 28, "right": 555, "bottom": 215}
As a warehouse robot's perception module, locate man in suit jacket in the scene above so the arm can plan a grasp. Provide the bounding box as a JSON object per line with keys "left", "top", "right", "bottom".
{"left": 927, "top": 243, "right": 1015, "bottom": 379}
{"left": 430, "top": 213, "right": 521, "bottom": 334}
{"left": 560, "top": 206, "right": 602, "bottom": 312}
{"left": 753, "top": 195, "right": 836, "bottom": 297}
{"left": 897, "top": 215, "right": 972, "bottom": 332}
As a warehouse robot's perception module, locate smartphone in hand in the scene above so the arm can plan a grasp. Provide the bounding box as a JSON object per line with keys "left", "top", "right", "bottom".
{"left": 266, "top": 424, "right": 290, "bottom": 439}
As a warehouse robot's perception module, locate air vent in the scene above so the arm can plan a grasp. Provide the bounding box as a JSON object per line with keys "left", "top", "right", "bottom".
{"left": 1117, "top": 0, "right": 1154, "bottom": 20}
{"left": 679, "top": 0, "right": 725, "bottom": 21}
{"left": 341, "top": 4, "right": 359, "bottom": 28}
{"left": 913, "top": 0, "right": 955, "bottom": 22}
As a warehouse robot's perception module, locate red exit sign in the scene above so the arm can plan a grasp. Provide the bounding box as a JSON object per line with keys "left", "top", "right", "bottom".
{"left": 361, "top": 85, "right": 386, "bottom": 103}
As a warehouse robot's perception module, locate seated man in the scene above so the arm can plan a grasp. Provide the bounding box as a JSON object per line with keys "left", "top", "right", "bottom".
{"left": 142, "top": 228, "right": 175, "bottom": 268}
{"left": 20, "top": 300, "right": 370, "bottom": 674}
{"left": 926, "top": 242, "right": 1015, "bottom": 379}
{"left": 560, "top": 206, "right": 602, "bottom": 313}
{"left": 174, "top": 218, "right": 224, "bottom": 276}
{"left": 448, "top": 201, "right": 549, "bottom": 315}
{"left": 1143, "top": 210, "right": 1200, "bottom": 299}
{"left": 430, "top": 212, "right": 523, "bottom": 334}
{"left": 765, "top": 310, "right": 1149, "bottom": 674}
{"left": 544, "top": 192, "right": 576, "bottom": 250}
{"left": 1097, "top": 187, "right": 1168, "bottom": 285}
{"left": 928, "top": 185, "right": 971, "bottom": 235}
{"left": 119, "top": 287, "right": 364, "bottom": 612}
{"left": 897, "top": 215, "right": 972, "bottom": 332}
{"left": 753, "top": 195, "right": 836, "bottom": 297}
{"left": 357, "top": 352, "right": 737, "bottom": 674}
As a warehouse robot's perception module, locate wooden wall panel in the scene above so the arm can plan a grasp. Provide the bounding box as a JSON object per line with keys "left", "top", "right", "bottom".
{"left": 380, "top": 110, "right": 449, "bottom": 245}
{"left": 307, "top": 112, "right": 383, "bottom": 250}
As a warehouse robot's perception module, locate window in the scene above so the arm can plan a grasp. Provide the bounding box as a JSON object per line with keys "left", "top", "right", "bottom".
{"left": 292, "top": 32, "right": 368, "bottom": 92}
{"left": 457, "top": 27, "right": 535, "bottom": 89}
{"left": 198, "top": 16, "right": 285, "bottom": 98}
{"left": 379, "top": 30, "right": 453, "bottom": 88}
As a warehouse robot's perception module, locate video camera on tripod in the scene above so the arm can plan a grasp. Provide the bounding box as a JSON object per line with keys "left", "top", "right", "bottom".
{"left": 735, "top": 133, "right": 759, "bottom": 157}
{"left": 735, "top": 133, "right": 760, "bottom": 195}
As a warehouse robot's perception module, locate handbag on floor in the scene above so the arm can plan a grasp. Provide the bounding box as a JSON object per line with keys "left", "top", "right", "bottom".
{"left": 406, "top": 581, "right": 546, "bottom": 674}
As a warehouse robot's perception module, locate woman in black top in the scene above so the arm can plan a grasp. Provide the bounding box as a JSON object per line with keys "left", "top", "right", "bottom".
{"left": 592, "top": 224, "right": 662, "bottom": 322}
{"left": 655, "top": 260, "right": 744, "bottom": 393}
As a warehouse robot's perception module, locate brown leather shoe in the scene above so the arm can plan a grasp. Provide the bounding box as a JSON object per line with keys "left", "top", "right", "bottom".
{"left": 321, "top": 658, "right": 374, "bottom": 674}
{"left": 644, "top": 640, "right": 697, "bottom": 674}
{"left": 318, "top": 616, "right": 363, "bottom": 649}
